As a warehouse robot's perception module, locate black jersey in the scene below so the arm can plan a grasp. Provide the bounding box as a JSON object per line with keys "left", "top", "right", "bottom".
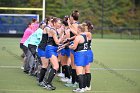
{"left": 70, "top": 22, "right": 79, "bottom": 41}
{"left": 47, "top": 28, "right": 59, "bottom": 47}
{"left": 88, "top": 40, "right": 92, "bottom": 50}
{"left": 70, "top": 31, "right": 75, "bottom": 38}
{"left": 38, "top": 26, "right": 51, "bottom": 50}
{"left": 47, "top": 37, "right": 57, "bottom": 46}
{"left": 74, "top": 34, "right": 88, "bottom": 52}
{"left": 38, "top": 34, "right": 48, "bottom": 50}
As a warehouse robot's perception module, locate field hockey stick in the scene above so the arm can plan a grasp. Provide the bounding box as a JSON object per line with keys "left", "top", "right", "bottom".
{"left": 57, "top": 42, "right": 70, "bottom": 52}
{"left": 57, "top": 36, "right": 75, "bottom": 52}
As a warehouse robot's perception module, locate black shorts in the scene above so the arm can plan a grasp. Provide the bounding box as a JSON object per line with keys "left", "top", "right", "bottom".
{"left": 20, "top": 43, "right": 28, "bottom": 55}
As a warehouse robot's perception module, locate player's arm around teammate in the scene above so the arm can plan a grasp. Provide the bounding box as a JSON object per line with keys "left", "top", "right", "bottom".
{"left": 37, "top": 17, "right": 53, "bottom": 86}
{"left": 69, "top": 24, "right": 89, "bottom": 92}
{"left": 84, "top": 21, "right": 94, "bottom": 91}
{"left": 66, "top": 10, "right": 80, "bottom": 86}
{"left": 44, "top": 17, "right": 63, "bottom": 90}
{"left": 59, "top": 17, "right": 72, "bottom": 83}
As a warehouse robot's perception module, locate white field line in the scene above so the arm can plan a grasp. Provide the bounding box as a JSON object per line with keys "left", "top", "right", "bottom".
{"left": 0, "top": 65, "right": 140, "bottom": 72}
{"left": 0, "top": 89, "right": 114, "bottom": 92}
{"left": 91, "top": 68, "right": 140, "bottom": 72}
{"left": 0, "top": 66, "right": 20, "bottom": 68}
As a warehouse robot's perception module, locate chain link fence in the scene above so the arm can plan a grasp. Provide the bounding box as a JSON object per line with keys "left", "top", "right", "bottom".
{"left": 94, "top": 27, "right": 140, "bottom": 39}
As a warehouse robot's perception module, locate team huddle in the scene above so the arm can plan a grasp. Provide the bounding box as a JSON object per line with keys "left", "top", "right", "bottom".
{"left": 20, "top": 10, "right": 94, "bottom": 93}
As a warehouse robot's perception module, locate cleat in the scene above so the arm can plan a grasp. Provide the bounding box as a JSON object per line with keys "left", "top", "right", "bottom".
{"left": 57, "top": 73, "right": 65, "bottom": 78}
{"left": 21, "top": 66, "right": 24, "bottom": 70}
{"left": 38, "top": 81, "right": 46, "bottom": 87}
{"left": 65, "top": 83, "right": 77, "bottom": 88}
{"left": 60, "top": 77, "right": 71, "bottom": 83}
{"left": 73, "top": 88, "right": 85, "bottom": 93}
{"left": 84, "top": 86, "right": 91, "bottom": 91}
{"left": 44, "top": 83, "right": 56, "bottom": 90}
{"left": 23, "top": 70, "right": 29, "bottom": 74}
{"left": 66, "top": 78, "right": 72, "bottom": 84}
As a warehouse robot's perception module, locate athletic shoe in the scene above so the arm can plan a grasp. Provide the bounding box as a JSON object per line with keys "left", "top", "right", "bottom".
{"left": 60, "top": 77, "right": 71, "bottom": 82}
{"left": 84, "top": 86, "right": 91, "bottom": 91}
{"left": 29, "top": 68, "right": 34, "bottom": 76}
{"left": 61, "top": 77, "right": 72, "bottom": 84}
{"left": 21, "top": 53, "right": 25, "bottom": 58}
{"left": 44, "top": 83, "right": 56, "bottom": 90}
{"left": 66, "top": 78, "right": 72, "bottom": 83}
{"left": 57, "top": 73, "right": 65, "bottom": 78}
{"left": 65, "top": 83, "right": 77, "bottom": 88}
{"left": 21, "top": 66, "right": 24, "bottom": 70}
{"left": 38, "top": 81, "right": 46, "bottom": 87}
{"left": 23, "top": 70, "right": 29, "bottom": 74}
{"left": 73, "top": 88, "right": 85, "bottom": 93}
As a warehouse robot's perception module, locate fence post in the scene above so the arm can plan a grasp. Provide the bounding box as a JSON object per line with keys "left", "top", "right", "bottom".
{"left": 120, "top": 30, "right": 122, "bottom": 39}
{"left": 139, "top": 29, "right": 140, "bottom": 39}
{"left": 101, "top": 0, "right": 104, "bottom": 38}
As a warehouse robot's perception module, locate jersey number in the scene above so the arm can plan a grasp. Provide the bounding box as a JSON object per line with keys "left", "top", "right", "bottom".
{"left": 84, "top": 43, "right": 88, "bottom": 50}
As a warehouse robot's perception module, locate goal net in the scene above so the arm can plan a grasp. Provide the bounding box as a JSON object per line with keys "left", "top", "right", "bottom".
{"left": 0, "top": 14, "right": 39, "bottom": 35}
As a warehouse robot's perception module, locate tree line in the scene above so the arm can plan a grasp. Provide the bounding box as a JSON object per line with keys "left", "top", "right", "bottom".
{"left": 0, "top": 0, "right": 140, "bottom": 28}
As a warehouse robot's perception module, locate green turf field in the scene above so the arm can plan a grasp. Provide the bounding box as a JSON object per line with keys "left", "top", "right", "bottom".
{"left": 0, "top": 38, "right": 140, "bottom": 93}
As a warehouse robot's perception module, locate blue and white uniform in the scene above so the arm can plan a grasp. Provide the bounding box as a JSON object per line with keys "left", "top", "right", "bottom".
{"left": 87, "top": 40, "right": 94, "bottom": 63}
{"left": 60, "top": 30, "right": 70, "bottom": 57}
{"left": 37, "top": 26, "right": 51, "bottom": 57}
{"left": 69, "top": 31, "right": 75, "bottom": 55}
{"left": 45, "top": 28, "right": 59, "bottom": 58}
{"left": 74, "top": 34, "right": 88, "bottom": 66}
{"left": 69, "top": 22, "right": 79, "bottom": 55}
{"left": 60, "top": 45, "right": 70, "bottom": 57}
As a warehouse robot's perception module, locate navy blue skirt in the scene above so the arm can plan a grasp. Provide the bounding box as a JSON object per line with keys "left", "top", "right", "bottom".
{"left": 60, "top": 48, "right": 70, "bottom": 57}
{"left": 87, "top": 50, "right": 94, "bottom": 63}
{"left": 74, "top": 51, "right": 89, "bottom": 66}
{"left": 37, "top": 48, "right": 46, "bottom": 57}
{"left": 45, "top": 45, "right": 58, "bottom": 58}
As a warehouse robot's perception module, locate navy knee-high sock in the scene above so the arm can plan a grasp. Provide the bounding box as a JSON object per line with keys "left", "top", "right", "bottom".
{"left": 57, "top": 62, "right": 61, "bottom": 73}
{"left": 85, "top": 73, "right": 91, "bottom": 87}
{"left": 39, "top": 68, "right": 47, "bottom": 82}
{"left": 62, "top": 65, "right": 65, "bottom": 74}
{"left": 77, "top": 74, "right": 84, "bottom": 89}
{"left": 45, "top": 68, "right": 56, "bottom": 84}
{"left": 71, "top": 69, "right": 77, "bottom": 84}
{"left": 83, "top": 74, "right": 87, "bottom": 88}
{"left": 65, "top": 66, "right": 71, "bottom": 79}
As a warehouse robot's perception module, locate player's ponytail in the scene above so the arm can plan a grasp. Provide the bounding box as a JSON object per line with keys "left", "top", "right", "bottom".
{"left": 71, "top": 10, "right": 79, "bottom": 21}
{"left": 45, "top": 16, "right": 53, "bottom": 25}
{"left": 62, "top": 15, "right": 69, "bottom": 26}
{"left": 85, "top": 21, "right": 94, "bottom": 32}
{"left": 78, "top": 23, "right": 87, "bottom": 32}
